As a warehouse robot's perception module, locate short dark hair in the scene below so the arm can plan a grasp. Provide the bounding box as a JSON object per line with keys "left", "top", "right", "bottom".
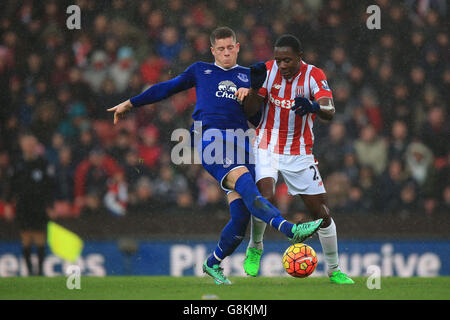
{"left": 210, "top": 27, "right": 236, "bottom": 46}
{"left": 274, "top": 34, "right": 303, "bottom": 55}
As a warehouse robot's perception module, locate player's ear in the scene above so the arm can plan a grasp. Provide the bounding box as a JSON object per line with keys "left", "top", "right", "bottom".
{"left": 235, "top": 42, "right": 240, "bottom": 52}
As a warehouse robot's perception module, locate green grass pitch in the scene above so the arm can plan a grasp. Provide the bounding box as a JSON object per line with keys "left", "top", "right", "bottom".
{"left": 0, "top": 276, "right": 449, "bottom": 300}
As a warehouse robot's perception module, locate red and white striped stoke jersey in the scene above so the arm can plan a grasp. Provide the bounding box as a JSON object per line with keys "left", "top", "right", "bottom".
{"left": 255, "top": 60, "right": 333, "bottom": 155}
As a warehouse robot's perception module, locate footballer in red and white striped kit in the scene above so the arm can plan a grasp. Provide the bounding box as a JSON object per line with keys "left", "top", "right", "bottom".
{"left": 256, "top": 58, "right": 332, "bottom": 155}
{"left": 237, "top": 34, "right": 354, "bottom": 284}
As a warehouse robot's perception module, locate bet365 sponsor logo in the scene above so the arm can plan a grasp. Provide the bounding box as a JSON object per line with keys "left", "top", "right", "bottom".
{"left": 268, "top": 93, "right": 295, "bottom": 109}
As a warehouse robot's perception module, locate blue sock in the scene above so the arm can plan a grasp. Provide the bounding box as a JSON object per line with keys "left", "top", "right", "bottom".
{"left": 270, "top": 216, "right": 294, "bottom": 238}
{"left": 234, "top": 172, "right": 294, "bottom": 238}
{"left": 207, "top": 198, "right": 250, "bottom": 267}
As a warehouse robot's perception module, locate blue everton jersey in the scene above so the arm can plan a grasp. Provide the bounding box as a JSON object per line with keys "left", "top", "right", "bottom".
{"left": 130, "top": 62, "right": 251, "bottom": 131}
{"left": 189, "top": 62, "right": 251, "bottom": 130}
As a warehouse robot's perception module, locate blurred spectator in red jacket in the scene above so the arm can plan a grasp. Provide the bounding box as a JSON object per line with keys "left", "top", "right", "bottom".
{"left": 138, "top": 125, "right": 162, "bottom": 169}
{"left": 140, "top": 53, "right": 167, "bottom": 85}
{"left": 74, "top": 147, "right": 123, "bottom": 215}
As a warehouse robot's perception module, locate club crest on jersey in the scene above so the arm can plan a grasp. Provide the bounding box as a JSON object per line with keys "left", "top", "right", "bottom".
{"left": 321, "top": 80, "right": 330, "bottom": 91}
{"left": 296, "top": 85, "right": 304, "bottom": 96}
{"left": 237, "top": 73, "right": 248, "bottom": 82}
{"left": 216, "top": 80, "right": 238, "bottom": 100}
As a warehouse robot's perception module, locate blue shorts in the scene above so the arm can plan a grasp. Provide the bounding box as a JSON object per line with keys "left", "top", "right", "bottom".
{"left": 195, "top": 128, "right": 256, "bottom": 193}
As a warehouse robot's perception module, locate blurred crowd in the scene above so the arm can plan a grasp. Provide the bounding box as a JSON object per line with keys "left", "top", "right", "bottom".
{"left": 0, "top": 0, "right": 448, "bottom": 220}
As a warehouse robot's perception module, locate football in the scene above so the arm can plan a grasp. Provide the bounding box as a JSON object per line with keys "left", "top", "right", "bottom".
{"left": 282, "top": 243, "right": 318, "bottom": 278}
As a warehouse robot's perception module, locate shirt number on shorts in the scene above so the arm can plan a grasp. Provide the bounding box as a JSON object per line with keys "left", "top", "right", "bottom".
{"left": 309, "top": 165, "right": 319, "bottom": 181}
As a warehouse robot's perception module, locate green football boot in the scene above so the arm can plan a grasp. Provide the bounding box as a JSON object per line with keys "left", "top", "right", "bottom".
{"left": 243, "top": 247, "right": 263, "bottom": 277}
{"left": 290, "top": 218, "right": 323, "bottom": 243}
{"left": 329, "top": 270, "right": 355, "bottom": 284}
{"left": 202, "top": 260, "right": 232, "bottom": 285}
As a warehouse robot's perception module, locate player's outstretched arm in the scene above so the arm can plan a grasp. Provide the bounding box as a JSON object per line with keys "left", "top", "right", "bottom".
{"left": 107, "top": 63, "right": 196, "bottom": 125}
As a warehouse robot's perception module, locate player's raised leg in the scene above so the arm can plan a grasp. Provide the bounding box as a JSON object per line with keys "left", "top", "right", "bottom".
{"left": 223, "top": 167, "right": 322, "bottom": 243}
{"left": 203, "top": 192, "right": 250, "bottom": 284}
{"left": 301, "top": 193, "right": 354, "bottom": 284}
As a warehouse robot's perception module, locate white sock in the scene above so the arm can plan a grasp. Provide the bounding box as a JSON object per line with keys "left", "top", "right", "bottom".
{"left": 247, "top": 216, "right": 267, "bottom": 251}
{"left": 317, "top": 218, "right": 340, "bottom": 276}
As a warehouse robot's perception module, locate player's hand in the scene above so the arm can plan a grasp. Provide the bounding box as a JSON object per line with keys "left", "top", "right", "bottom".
{"left": 250, "top": 62, "right": 267, "bottom": 90}
{"left": 291, "top": 96, "right": 320, "bottom": 117}
{"left": 235, "top": 87, "right": 250, "bottom": 104}
{"left": 107, "top": 99, "right": 133, "bottom": 125}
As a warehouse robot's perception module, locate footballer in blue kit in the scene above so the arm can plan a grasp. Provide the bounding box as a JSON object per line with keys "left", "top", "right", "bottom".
{"left": 108, "top": 27, "right": 323, "bottom": 285}
{"left": 169, "top": 61, "right": 256, "bottom": 187}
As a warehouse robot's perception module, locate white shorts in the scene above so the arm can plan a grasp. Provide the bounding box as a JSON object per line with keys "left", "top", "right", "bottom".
{"left": 254, "top": 147, "right": 326, "bottom": 196}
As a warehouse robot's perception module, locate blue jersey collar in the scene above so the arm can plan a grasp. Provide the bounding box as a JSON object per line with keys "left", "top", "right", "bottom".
{"left": 214, "top": 62, "right": 239, "bottom": 71}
